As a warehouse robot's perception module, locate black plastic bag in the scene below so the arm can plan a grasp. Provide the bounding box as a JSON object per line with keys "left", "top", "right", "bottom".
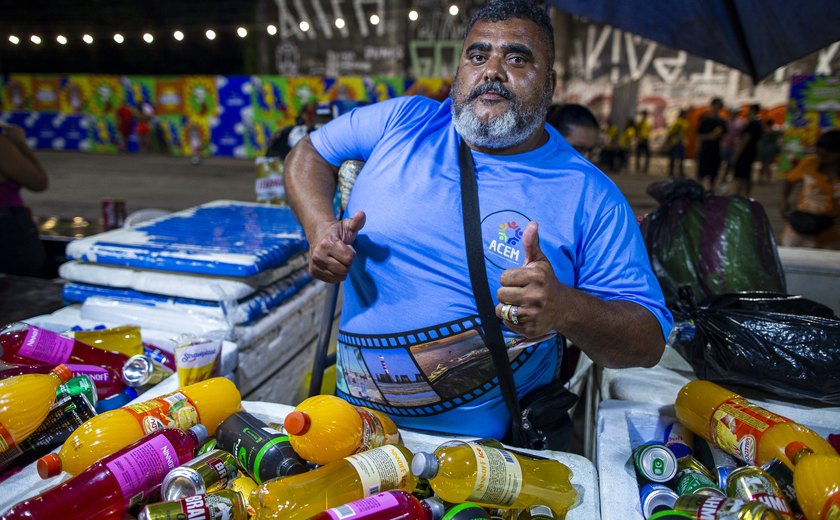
{"left": 672, "top": 290, "right": 840, "bottom": 404}
{"left": 641, "top": 178, "right": 786, "bottom": 307}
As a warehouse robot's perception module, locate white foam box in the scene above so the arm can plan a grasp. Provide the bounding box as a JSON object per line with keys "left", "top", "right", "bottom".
{"left": 596, "top": 399, "right": 837, "bottom": 520}
{"left": 242, "top": 401, "right": 602, "bottom": 520}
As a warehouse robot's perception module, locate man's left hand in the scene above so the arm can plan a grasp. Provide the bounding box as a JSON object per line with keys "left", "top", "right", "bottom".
{"left": 495, "top": 221, "right": 564, "bottom": 338}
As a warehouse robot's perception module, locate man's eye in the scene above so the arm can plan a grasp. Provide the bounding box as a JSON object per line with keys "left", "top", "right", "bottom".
{"left": 470, "top": 54, "right": 486, "bottom": 63}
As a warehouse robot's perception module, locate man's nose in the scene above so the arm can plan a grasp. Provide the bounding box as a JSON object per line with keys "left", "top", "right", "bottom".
{"left": 483, "top": 54, "right": 508, "bottom": 83}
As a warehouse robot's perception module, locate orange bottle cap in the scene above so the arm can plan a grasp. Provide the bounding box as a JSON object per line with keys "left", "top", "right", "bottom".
{"left": 284, "top": 411, "right": 310, "bottom": 435}
{"left": 37, "top": 453, "right": 62, "bottom": 479}
{"left": 784, "top": 441, "right": 809, "bottom": 461}
{"left": 52, "top": 365, "right": 73, "bottom": 383}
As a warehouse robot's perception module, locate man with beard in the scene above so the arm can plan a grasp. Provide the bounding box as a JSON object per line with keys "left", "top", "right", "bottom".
{"left": 284, "top": 0, "right": 672, "bottom": 444}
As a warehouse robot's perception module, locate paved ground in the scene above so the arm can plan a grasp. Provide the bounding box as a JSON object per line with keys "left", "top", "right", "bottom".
{"left": 27, "top": 149, "right": 788, "bottom": 236}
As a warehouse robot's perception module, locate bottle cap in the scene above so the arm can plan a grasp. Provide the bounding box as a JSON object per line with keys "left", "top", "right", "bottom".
{"left": 52, "top": 364, "right": 73, "bottom": 383}
{"left": 189, "top": 424, "right": 209, "bottom": 444}
{"left": 422, "top": 496, "right": 446, "bottom": 520}
{"left": 37, "top": 453, "right": 62, "bottom": 479}
{"left": 283, "top": 411, "right": 310, "bottom": 435}
{"left": 784, "top": 441, "right": 810, "bottom": 461}
{"left": 411, "top": 452, "right": 439, "bottom": 479}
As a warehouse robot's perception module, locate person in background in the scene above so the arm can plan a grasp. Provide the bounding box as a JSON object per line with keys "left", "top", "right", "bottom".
{"left": 602, "top": 119, "right": 620, "bottom": 172}
{"left": 731, "top": 104, "right": 763, "bottom": 197}
{"left": 695, "top": 98, "right": 726, "bottom": 192}
{"left": 757, "top": 118, "right": 781, "bottom": 183}
{"left": 666, "top": 110, "right": 689, "bottom": 178}
{"left": 635, "top": 110, "right": 651, "bottom": 174}
{"left": 779, "top": 130, "right": 840, "bottom": 249}
{"left": 0, "top": 123, "right": 48, "bottom": 276}
{"left": 720, "top": 108, "right": 743, "bottom": 182}
{"left": 115, "top": 101, "right": 135, "bottom": 153}
{"left": 284, "top": 0, "right": 671, "bottom": 446}
{"left": 618, "top": 118, "right": 636, "bottom": 173}
{"left": 266, "top": 101, "right": 318, "bottom": 160}
{"left": 546, "top": 103, "right": 599, "bottom": 161}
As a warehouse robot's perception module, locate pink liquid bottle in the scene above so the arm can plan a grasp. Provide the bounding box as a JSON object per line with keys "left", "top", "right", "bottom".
{"left": 0, "top": 323, "right": 129, "bottom": 398}
{"left": 308, "top": 490, "right": 445, "bottom": 520}
{"left": 0, "top": 425, "right": 208, "bottom": 520}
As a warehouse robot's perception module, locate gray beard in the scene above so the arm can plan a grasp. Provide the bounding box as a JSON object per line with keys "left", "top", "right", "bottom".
{"left": 451, "top": 82, "right": 551, "bottom": 150}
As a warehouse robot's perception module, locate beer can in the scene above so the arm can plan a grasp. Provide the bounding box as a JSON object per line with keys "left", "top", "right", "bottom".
{"left": 102, "top": 198, "right": 127, "bottom": 230}
{"left": 639, "top": 483, "right": 679, "bottom": 518}
{"left": 227, "top": 475, "right": 258, "bottom": 517}
{"left": 634, "top": 442, "right": 678, "bottom": 483}
{"left": 647, "top": 511, "right": 694, "bottom": 520}
{"left": 161, "top": 449, "right": 239, "bottom": 501}
{"left": 138, "top": 489, "right": 248, "bottom": 520}
{"left": 675, "top": 469, "right": 725, "bottom": 497}
{"left": 726, "top": 466, "right": 794, "bottom": 518}
{"left": 761, "top": 459, "right": 800, "bottom": 514}
{"left": 676, "top": 455, "right": 714, "bottom": 482}
{"left": 122, "top": 354, "right": 174, "bottom": 388}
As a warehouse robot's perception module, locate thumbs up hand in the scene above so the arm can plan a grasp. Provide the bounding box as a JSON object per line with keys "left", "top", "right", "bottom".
{"left": 308, "top": 210, "right": 366, "bottom": 283}
{"left": 495, "top": 221, "right": 565, "bottom": 338}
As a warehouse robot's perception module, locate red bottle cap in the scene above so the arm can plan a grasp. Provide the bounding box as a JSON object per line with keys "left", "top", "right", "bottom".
{"left": 37, "top": 453, "right": 62, "bottom": 479}
{"left": 284, "top": 411, "right": 310, "bottom": 435}
{"left": 784, "top": 441, "right": 810, "bottom": 461}
{"left": 51, "top": 365, "right": 73, "bottom": 384}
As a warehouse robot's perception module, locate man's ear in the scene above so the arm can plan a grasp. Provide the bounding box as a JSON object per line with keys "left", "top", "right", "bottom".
{"left": 549, "top": 69, "right": 557, "bottom": 96}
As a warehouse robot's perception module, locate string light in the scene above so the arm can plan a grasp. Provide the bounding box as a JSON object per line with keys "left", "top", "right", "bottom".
{"left": 143, "top": 33, "right": 154, "bottom": 43}
{"left": 335, "top": 18, "right": 345, "bottom": 29}
{"left": 205, "top": 29, "right": 216, "bottom": 40}
{"left": 267, "top": 24, "right": 277, "bottom": 35}
{"left": 408, "top": 10, "right": 419, "bottom": 21}
{"left": 56, "top": 35, "right": 67, "bottom": 45}
{"left": 449, "top": 5, "right": 459, "bottom": 16}
{"left": 113, "top": 33, "right": 124, "bottom": 44}
{"left": 8, "top": 35, "right": 20, "bottom": 45}
{"left": 30, "top": 35, "right": 42, "bottom": 45}
{"left": 237, "top": 27, "right": 247, "bottom": 38}
{"left": 299, "top": 21, "right": 310, "bottom": 32}
{"left": 173, "top": 30, "right": 184, "bottom": 41}
{"left": 82, "top": 34, "right": 93, "bottom": 44}
{"left": 370, "top": 14, "right": 380, "bottom": 25}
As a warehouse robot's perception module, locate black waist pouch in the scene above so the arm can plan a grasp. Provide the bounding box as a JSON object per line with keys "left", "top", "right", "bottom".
{"left": 505, "top": 380, "right": 578, "bottom": 452}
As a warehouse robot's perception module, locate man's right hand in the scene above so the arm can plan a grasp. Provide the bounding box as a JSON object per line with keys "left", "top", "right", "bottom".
{"left": 308, "top": 210, "right": 366, "bottom": 283}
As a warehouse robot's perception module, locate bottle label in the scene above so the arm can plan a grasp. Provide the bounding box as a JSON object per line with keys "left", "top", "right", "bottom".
{"left": 467, "top": 443, "right": 523, "bottom": 506}
{"left": 325, "top": 492, "right": 400, "bottom": 519}
{"left": 64, "top": 364, "right": 114, "bottom": 387}
{"left": 0, "top": 422, "right": 16, "bottom": 453}
{"left": 17, "top": 327, "right": 74, "bottom": 365}
{"left": 822, "top": 494, "right": 840, "bottom": 520}
{"left": 345, "top": 446, "right": 411, "bottom": 497}
{"left": 105, "top": 434, "right": 180, "bottom": 507}
{"left": 123, "top": 392, "right": 201, "bottom": 434}
{"left": 710, "top": 397, "right": 789, "bottom": 464}
{"left": 357, "top": 408, "right": 386, "bottom": 452}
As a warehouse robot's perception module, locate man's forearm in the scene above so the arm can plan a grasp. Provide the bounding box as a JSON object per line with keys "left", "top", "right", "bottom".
{"left": 554, "top": 286, "right": 665, "bottom": 369}
{"left": 284, "top": 136, "right": 340, "bottom": 242}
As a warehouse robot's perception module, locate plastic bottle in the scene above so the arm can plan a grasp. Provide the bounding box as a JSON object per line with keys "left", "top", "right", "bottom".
{"left": 0, "top": 393, "right": 96, "bottom": 480}
{"left": 674, "top": 380, "right": 835, "bottom": 469}
{"left": 37, "top": 376, "right": 240, "bottom": 477}
{"left": 410, "top": 441, "right": 578, "bottom": 517}
{"left": 71, "top": 325, "right": 144, "bottom": 358}
{"left": 0, "top": 364, "right": 72, "bottom": 454}
{"left": 785, "top": 441, "right": 840, "bottom": 520}
{"left": 307, "top": 490, "right": 445, "bottom": 520}
{"left": 56, "top": 375, "right": 98, "bottom": 408}
{"left": 283, "top": 394, "right": 401, "bottom": 465}
{"left": 1, "top": 425, "right": 207, "bottom": 520}
{"left": 250, "top": 444, "right": 418, "bottom": 520}
{"left": 215, "top": 411, "right": 305, "bottom": 484}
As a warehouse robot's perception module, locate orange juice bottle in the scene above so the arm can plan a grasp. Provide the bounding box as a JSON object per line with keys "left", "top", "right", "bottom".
{"left": 283, "top": 395, "right": 401, "bottom": 465}
{"left": 0, "top": 365, "right": 72, "bottom": 454}
{"left": 250, "top": 444, "right": 417, "bottom": 520}
{"left": 675, "top": 381, "right": 835, "bottom": 469}
{"left": 785, "top": 441, "right": 840, "bottom": 520}
{"left": 38, "top": 376, "right": 240, "bottom": 478}
{"left": 71, "top": 326, "right": 144, "bottom": 358}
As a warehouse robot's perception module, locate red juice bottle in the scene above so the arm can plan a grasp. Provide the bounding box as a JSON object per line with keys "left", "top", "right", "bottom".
{"left": 0, "top": 323, "right": 129, "bottom": 398}
{"left": 0, "top": 360, "right": 124, "bottom": 400}
{"left": 308, "top": 490, "right": 445, "bottom": 520}
{"left": 0, "top": 425, "right": 208, "bottom": 520}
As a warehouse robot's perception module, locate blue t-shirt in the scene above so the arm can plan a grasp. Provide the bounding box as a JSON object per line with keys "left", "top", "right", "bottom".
{"left": 310, "top": 96, "right": 673, "bottom": 438}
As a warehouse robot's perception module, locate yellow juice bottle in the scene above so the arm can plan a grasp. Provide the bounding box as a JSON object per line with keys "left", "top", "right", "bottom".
{"left": 786, "top": 442, "right": 840, "bottom": 520}
{"left": 250, "top": 444, "right": 417, "bottom": 520}
{"left": 675, "top": 381, "right": 835, "bottom": 469}
{"left": 283, "top": 394, "right": 401, "bottom": 465}
{"left": 38, "top": 376, "right": 241, "bottom": 478}
{"left": 0, "top": 365, "right": 72, "bottom": 454}
{"left": 411, "top": 441, "right": 578, "bottom": 517}
{"left": 71, "top": 326, "right": 144, "bottom": 358}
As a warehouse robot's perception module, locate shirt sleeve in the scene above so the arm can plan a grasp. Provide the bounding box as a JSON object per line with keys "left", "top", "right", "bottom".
{"left": 576, "top": 202, "right": 674, "bottom": 342}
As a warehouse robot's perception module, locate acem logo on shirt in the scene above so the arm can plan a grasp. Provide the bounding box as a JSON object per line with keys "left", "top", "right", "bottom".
{"left": 482, "top": 209, "right": 531, "bottom": 269}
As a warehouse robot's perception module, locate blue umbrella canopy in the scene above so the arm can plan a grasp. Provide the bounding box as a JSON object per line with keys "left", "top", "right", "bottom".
{"left": 545, "top": 0, "right": 840, "bottom": 82}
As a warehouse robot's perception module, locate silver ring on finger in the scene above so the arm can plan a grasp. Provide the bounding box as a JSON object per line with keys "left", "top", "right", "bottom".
{"left": 500, "top": 303, "right": 512, "bottom": 322}
{"left": 509, "top": 305, "right": 520, "bottom": 325}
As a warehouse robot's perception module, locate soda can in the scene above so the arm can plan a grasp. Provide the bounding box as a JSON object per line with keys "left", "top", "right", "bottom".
{"left": 674, "top": 495, "right": 783, "bottom": 520}
{"left": 675, "top": 469, "right": 724, "bottom": 497}
{"left": 663, "top": 421, "right": 694, "bottom": 459}
{"left": 633, "top": 442, "right": 678, "bottom": 483}
{"left": 726, "top": 466, "right": 794, "bottom": 518}
{"left": 56, "top": 375, "right": 98, "bottom": 408}
{"left": 102, "top": 198, "right": 127, "bottom": 230}
{"left": 161, "top": 449, "right": 239, "bottom": 501}
{"left": 122, "top": 354, "right": 174, "bottom": 388}
{"left": 639, "top": 483, "right": 678, "bottom": 519}
{"left": 138, "top": 489, "right": 248, "bottom": 520}
{"left": 676, "top": 455, "right": 714, "bottom": 482}
{"left": 226, "top": 475, "right": 258, "bottom": 517}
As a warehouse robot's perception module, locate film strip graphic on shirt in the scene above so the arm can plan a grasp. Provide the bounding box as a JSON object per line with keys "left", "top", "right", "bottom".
{"left": 335, "top": 315, "right": 538, "bottom": 417}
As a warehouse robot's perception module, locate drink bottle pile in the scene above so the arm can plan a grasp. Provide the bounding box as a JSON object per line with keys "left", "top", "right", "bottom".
{"left": 630, "top": 380, "right": 840, "bottom": 520}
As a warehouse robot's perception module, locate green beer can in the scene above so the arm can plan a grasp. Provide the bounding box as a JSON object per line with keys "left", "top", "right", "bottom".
{"left": 160, "top": 449, "right": 239, "bottom": 500}
{"left": 633, "top": 442, "right": 678, "bottom": 483}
